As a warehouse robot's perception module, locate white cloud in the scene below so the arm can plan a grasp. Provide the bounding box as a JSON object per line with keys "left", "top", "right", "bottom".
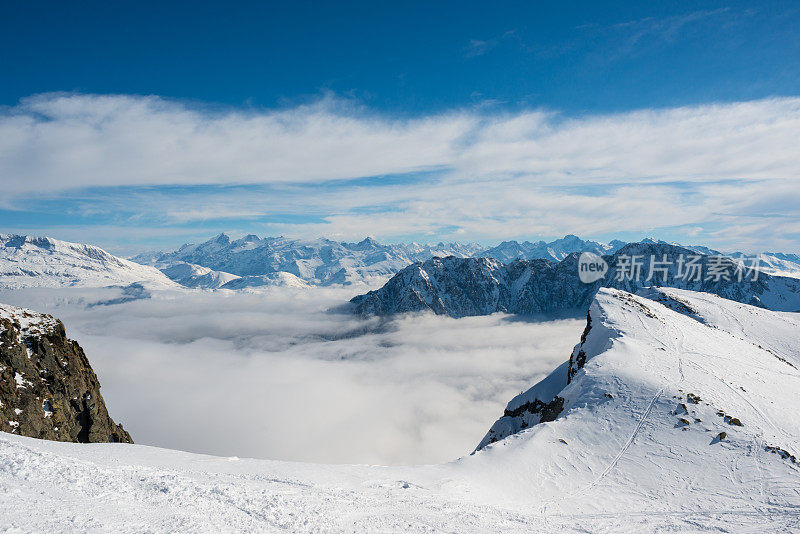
{"left": 0, "top": 286, "right": 584, "bottom": 465}
{"left": 0, "top": 93, "right": 470, "bottom": 193}
{"left": 4, "top": 93, "right": 800, "bottom": 192}
{"left": 2, "top": 93, "right": 800, "bottom": 251}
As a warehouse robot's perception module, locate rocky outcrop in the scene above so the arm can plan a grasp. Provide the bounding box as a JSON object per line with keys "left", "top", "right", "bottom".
{"left": 567, "top": 311, "right": 592, "bottom": 383}
{"left": 0, "top": 303, "right": 132, "bottom": 443}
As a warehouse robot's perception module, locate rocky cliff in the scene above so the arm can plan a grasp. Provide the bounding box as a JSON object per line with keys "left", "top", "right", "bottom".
{"left": 0, "top": 303, "right": 132, "bottom": 443}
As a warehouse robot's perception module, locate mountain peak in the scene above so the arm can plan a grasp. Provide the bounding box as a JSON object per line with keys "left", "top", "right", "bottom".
{"left": 2, "top": 234, "right": 57, "bottom": 250}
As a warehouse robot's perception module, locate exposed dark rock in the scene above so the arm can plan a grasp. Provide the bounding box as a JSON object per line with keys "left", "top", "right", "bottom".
{"left": 766, "top": 445, "right": 797, "bottom": 464}
{"left": 674, "top": 403, "right": 689, "bottom": 415}
{"left": 568, "top": 311, "right": 592, "bottom": 383}
{"left": 479, "top": 395, "right": 567, "bottom": 449}
{"left": 503, "top": 396, "right": 565, "bottom": 423}
{"left": 727, "top": 417, "right": 743, "bottom": 427}
{"left": 0, "top": 304, "right": 132, "bottom": 444}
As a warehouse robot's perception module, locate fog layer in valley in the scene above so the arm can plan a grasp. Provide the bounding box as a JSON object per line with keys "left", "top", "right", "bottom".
{"left": 0, "top": 286, "right": 583, "bottom": 465}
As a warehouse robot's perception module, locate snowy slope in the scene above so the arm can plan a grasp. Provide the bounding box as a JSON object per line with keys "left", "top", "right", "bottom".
{"left": 218, "top": 271, "right": 309, "bottom": 289}
{"left": 159, "top": 262, "right": 240, "bottom": 289}
{"left": 1, "top": 288, "right": 799, "bottom": 532}
{"left": 0, "top": 235, "right": 177, "bottom": 290}
{"left": 459, "top": 288, "right": 800, "bottom": 529}
{"left": 728, "top": 252, "right": 800, "bottom": 279}
{"left": 630, "top": 241, "right": 800, "bottom": 278}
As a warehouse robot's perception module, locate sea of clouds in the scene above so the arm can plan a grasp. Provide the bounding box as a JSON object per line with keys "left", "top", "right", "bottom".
{"left": 0, "top": 285, "right": 583, "bottom": 465}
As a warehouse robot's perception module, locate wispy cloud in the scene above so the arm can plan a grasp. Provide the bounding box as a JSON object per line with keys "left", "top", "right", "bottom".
{"left": 575, "top": 8, "right": 737, "bottom": 62}
{"left": 464, "top": 39, "right": 495, "bottom": 58}
{"left": 464, "top": 29, "right": 522, "bottom": 58}
{"left": 608, "top": 8, "right": 732, "bottom": 44}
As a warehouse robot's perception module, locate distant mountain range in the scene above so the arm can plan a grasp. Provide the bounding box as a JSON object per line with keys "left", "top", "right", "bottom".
{"left": 1, "top": 232, "right": 799, "bottom": 291}
{"left": 481, "top": 235, "right": 626, "bottom": 262}
{"left": 350, "top": 242, "right": 800, "bottom": 317}
{"left": 131, "top": 233, "right": 485, "bottom": 287}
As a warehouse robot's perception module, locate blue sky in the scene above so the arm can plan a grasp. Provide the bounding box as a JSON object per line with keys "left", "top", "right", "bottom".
{"left": 1, "top": 1, "right": 799, "bottom": 254}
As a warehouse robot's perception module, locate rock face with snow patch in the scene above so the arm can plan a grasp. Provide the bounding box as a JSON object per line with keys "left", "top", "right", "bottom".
{"left": 0, "top": 303, "right": 132, "bottom": 443}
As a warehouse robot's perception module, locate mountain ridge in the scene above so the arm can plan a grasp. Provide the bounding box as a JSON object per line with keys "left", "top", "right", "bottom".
{"left": 2, "top": 232, "right": 799, "bottom": 291}
{"left": 350, "top": 242, "right": 800, "bottom": 317}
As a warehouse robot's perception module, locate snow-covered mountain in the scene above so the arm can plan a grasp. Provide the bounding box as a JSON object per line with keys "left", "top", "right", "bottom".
{"left": 158, "top": 262, "right": 239, "bottom": 289}
{"left": 633, "top": 239, "right": 800, "bottom": 278}
{"left": 131, "top": 233, "right": 632, "bottom": 288}
{"left": 5, "top": 232, "right": 796, "bottom": 292}
{"left": 350, "top": 242, "right": 800, "bottom": 317}
{"left": 637, "top": 236, "right": 722, "bottom": 255}
{"left": 218, "top": 271, "right": 309, "bottom": 290}
{"left": 135, "top": 233, "right": 800, "bottom": 290}
{"left": 728, "top": 251, "right": 800, "bottom": 278}
{"left": 482, "top": 234, "right": 626, "bottom": 262}
{"left": 471, "top": 287, "right": 800, "bottom": 522}
{"left": 133, "top": 233, "right": 483, "bottom": 286}
{"left": 2, "top": 287, "right": 799, "bottom": 531}
{"left": 0, "top": 235, "right": 176, "bottom": 290}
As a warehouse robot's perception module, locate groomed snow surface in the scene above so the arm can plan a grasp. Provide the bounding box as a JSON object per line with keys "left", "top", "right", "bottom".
{"left": 2, "top": 288, "right": 800, "bottom": 532}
